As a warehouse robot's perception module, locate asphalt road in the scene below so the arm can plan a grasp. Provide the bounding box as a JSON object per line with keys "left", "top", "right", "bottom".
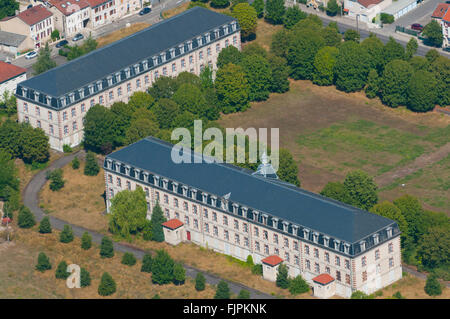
{"left": 22, "top": 151, "right": 274, "bottom": 299}
{"left": 385, "top": 0, "right": 443, "bottom": 32}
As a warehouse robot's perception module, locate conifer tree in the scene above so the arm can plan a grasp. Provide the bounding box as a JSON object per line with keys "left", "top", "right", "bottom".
{"left": 39, "top": 216, "right": 52, "bottom": 234}
{"left": 121, "top": 252, "right": 137, "bottom": 266}
{"left": 59, "top": 224, "right": 74, "bottom": 243}
{"left": 98, "top": 272, "right": 116, "bottom": 296}
{"left": 55, "top": 261, "right": 70, "bottom": 279}
{"left": 84, "top": 152, "right": 99, "bottom": 176}
{"left": 150, "top": 203, "right": 166, "bottom": 242}
{"left": 18, "top": 206, "right": 36, "bottom": 228}
{"left": 214, "top": 280, "right": 231, "bottom": 299}
{"left": 80, "top": 267, "right": 91, "bottom": 287}
{"left": 81, "top": 231, "right": 92, "bottom": 250}
{"left": 276, "top": 263, "right": 289, "bottom": 289}
{"left": 195, "top": 272, "right": 206, "bottom": 291}
{"left": 36, "top": 252, "right": 51, "bottom": 272}
{"left": 141, "top": 254, "right": 153, "bottom": 273}
{"left": 100, "top": 236, "right": 114, "bottom": 258}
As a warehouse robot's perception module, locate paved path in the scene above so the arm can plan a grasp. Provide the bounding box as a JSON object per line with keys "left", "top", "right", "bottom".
{"left": 375, "top": 142, "right": 450, "bottom": 187}
{"left": 402, "top": 264, "right": 450, "bottom": 288}
{"left": 22, "top": 151, "right": 273, "bottom": 299}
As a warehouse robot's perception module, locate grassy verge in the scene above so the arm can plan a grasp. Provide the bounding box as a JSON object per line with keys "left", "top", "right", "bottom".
{"left": 97, "top": 23, "right": 151, "bottom": 48}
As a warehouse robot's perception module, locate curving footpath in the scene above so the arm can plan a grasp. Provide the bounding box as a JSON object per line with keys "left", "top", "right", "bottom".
{"left": 22, "top": 151, "right": 273, "bottom": 299}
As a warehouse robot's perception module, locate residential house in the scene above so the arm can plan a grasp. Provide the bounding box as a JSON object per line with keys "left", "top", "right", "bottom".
{"left": 47, "top": 0, "right": 91, "bottom": 37}
{"left": 431, "top": 3, "right": 450, "bottom": 48}
{"left": 0, "top": 61, "right": 27, "bottom": 97}
{"left": 87, "top": 0, "right": 118, "bottom": 28}
{"left": 344, "top": 0, "right": 392, "bottom": 23}
{"left": 0, "top": 30, "right": 33, "bottom": 56}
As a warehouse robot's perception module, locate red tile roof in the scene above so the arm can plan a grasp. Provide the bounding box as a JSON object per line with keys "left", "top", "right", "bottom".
{"left": 0, "top": 61, "right": 27, "bottom": 84}
{"left": 86, "top": 0, "right": 111, "bottom": 8}
{"left": 162, "top": 219, "right": 184, "bottom": 230}
{"left": 261, "top": 255, "right": 283, "bottom": 266}
{"left": 443, "top": 7, "right": 450, "bottom": 22}
{"left": 432, "top": 3, "right": 450, "bottom": 19}
{"left": 358, "top": 0, "right": 383, "bottom": 8}
{"left": 48, "top": 0, "right": 90, "bottom": 16}
{"left": 312, "top": 274, "right": 335, "bottom": 285}
{"left": 17, "top": 5, "right": 53, "bottom": 26}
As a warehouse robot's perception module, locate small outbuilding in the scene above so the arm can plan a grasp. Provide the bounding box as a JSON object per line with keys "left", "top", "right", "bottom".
{"left": 261, "top": 255, "right": 283, "bottom": 282}
{"left": 312, "top": 273, "right": 336, "bottom": 299}
{"left": 162, "top": 219, "right": 184, "bottom": 246}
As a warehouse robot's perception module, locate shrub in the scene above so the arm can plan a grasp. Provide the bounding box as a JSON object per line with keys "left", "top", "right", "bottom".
{"left": 141, "top": 254, "right": 153, "bottom": 273}
{"left": 121, "top": 252, "right": 137, "bottom": 266}
{"left": 392, "top": 291, "right": 405, "bottom": 299}
{"left": 38, "top": 216, "right": 52, "bottom": 233}
{"left": 48, "top": 169, "right": 65, "bottom": 191}
{"left": 71, "top": 156, "right": 80, "bottom": 169}
{"left": 55, "top": 261, "right": 70, "bottom": 279}
{"left": 238, "top": 289, "right": 251, "bottom": 299}
{"left": 152, "top": 294, "right": 161, "bottom": 299}
{"left": 100, "top": 237, "right": 114, "bottom": 258}
{"left": 251, "top": 263, "right": 263, "bottom": 275}
{"left": 289, "top": 275, "right": 309, "bottom": 295}
{"left": 80, "top": 267, "right": 91, "bottom": 287}
{"left": 36, "top": 252, "right": 51, "bottom": 272}
{"left": 351, "top": 290, "right": 371, "bottom": 299}
{"left": 276, "top": 264, "right": 289, "bottom": 289}
{"left": 63, "top": 144, "right": 73, "bottom": 153}
{"left": 214, "top": 280, "right": 231, "bottom": 299}
{"left": 81, "top": 231, "right": 92, "bottom": 250}
{"left": 246, "top": 255, "right": 254, "bottom": 266}
{"left": 173, "top": 263, "right": 186, "bottom": 285}
{"left": 84, "top": 152, "right": 99, "bottom": 176}
{"left": 425, "top": 274, "right": 442, "bottom": 296}
{"left": 151, "top": 249, "right": 174, "bottom": 285}
{"left": 98, "top": 272, "right": 116, "bottom": 296}
{"left": 380, "top": 13, "right": 394, "bottom": 24}
{"left": 195, "top": 272, "right": 206, "bottom": 291}
{"left": 59, "top": 224, "right": 74, "bottom": 243}
{"left": 18, "top": 206, "right": 36, "bottom": 228}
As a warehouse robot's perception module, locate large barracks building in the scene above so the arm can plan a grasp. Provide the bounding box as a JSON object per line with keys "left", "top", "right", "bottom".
{"left": 14, "top": 7, "right": 240, "bottom": 151}
{"left": 104, "top": 137, "right": 402, "bottom": 298}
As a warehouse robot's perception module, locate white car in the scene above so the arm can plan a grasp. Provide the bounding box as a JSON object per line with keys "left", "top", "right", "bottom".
{"left": 25, "top": 51, "right": 38, "bottom": 59}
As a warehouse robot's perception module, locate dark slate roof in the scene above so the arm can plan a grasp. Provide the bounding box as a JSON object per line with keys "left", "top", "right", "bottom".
{"left": 0, "top": 30, "right": 26, "bottom": 47}
{"left": 105, "top": 137, "right": 397, "bottom": 244}
{"left": 18, "top": 7, "right": 236, "bottom": 98}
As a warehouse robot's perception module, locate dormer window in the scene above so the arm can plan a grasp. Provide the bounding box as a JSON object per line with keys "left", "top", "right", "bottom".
{"left": 202, "top": 193, "right": 208, "bottom": 203}
{"left": 172, "top": 182, "right": 179, "bottom": 193}
{"left": 232, "top": 203, "right": 239, "bottom": 214}
{"left": 191, "top": 188, "right": 197, "bottom": 200}
{"left": 160, "top": 53, "right": 166, "bottom": 63}
{"left": 154, "top": 175, "right": 160, "bottom": 187}
{"left": 373, "top": 233, "right": 379, "bottom": 245}
{"left": 97, "top": 81, "right": 102, "bottom": 90}
{"left": 134, "top": 64, "right": 140, "bottom": 74}
{"left": 386, "top": 227, "right": 393, "bottom": 238}
{"left": 211, "top": 196, "right": 217, "bottom": 207}
{"left": 272, "top": 218, "right": 279, "bottom": 230}
{"left": 124, "top": 165, "right": 131, "bottom": 175}
{"left": 303, "top": 228, "right": 310, "bottom": 240}
{"left": 282, "top": 221, "right": 289, "bottom": 233}
{"left": 181, "top": 185, "right": 188, "bottom": 196}
{"left": 162, "top": 179, "right": 169, "bottom": 189}
{"left": 114, "top": 162, "right": 121, "bottom": 173}
{"left": 360, "top": 241, "right": 366, "bottom": 252}
{"left": 323, "top": 236, "right": 330, "bottom": 247}
{"left": 312, "top": 232, "right": 319, "bottom": 243}
{"left": 334, "top": 239, "right": 341, "bottom": 251}
{"left": 142, "top": 60, "right": 148, "bottom": 70}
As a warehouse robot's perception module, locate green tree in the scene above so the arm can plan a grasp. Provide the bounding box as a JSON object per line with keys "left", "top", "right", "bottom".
{"left": 83, "top": 105, "right": 119, "bottom": 153}
{"left": 334, "top": 41, "right": 370, "bottom": 92}
{"left": 98, "top": 272, "right": 116, "bottom": 296}
{"left": 19, "top": 124, "right": 50, "bottom": 164}
{"left": 343, "top": 170, "right": 378, "bottom": 210}
{"left": 128, "top": 91, "right": 155, "bottom": 109}
{"left": 365, "top": 69, "right": 380, "bottom": 99}
{"left": 283, "top": 6, "right": 307, "bottom": 29}
{"left": 80, "top": 267, "right": 91, "bottom": 287}
{"left": 380, "top": 59, "right": 413, "bottom": 107}
{"left": 383, "top": 37, "right": 405, "bottom": 64}
{"left": 243, "top": 43, "right": 268, "bottom": 58}
{"left": 195, "top": 272, "right": 206, "bottom": 291}
{"left": 424, "top": 274, "right": 442, "bottom": 296}
{"left": 313, "top": 46, "right": 339, "bottom": 86}
{"left": 344, "top": 29, "right": 360, "bottom": 42}
{"left": 81, "top": 34, "right": 98, "bottom": 53}
{"left": 0, "top": 149, "right": 19, "bottom": 201}
{"left": 276, "top": 263, "right": 289, "bottom": 289}
{"left": 39, "top": 216, "right": 52, "bottom": 234}
{"left": 232, "top": 3, "right": 257, "bottom": 39}
{"left": 48, "top": 168, "right": 65, "bottom": 191}
{"left": 326, "top": 0, "right": 339, "bottom": 16}
{"left": 51, "top": 29, "right": 60, "bottom": 41}
{"left": 148, "top": 76, "right": 178, "bottom": 101}
{"left": 215, "top": 63, "right": 250, "bottom": 113}
{"left": 240, "top": 54, "right": 271, "bottom": 101}
{"left": 173, "top": 83, "right": 209, "bottom": 117}
{"left": 425, "top": 49, "right": 440, "bottom": 63}
{"left": 55, "top": 261, "right": 70, "bottom": 279}
{"left": 150, "top": 203, "right": 166, "bottom": 242}
{"left": 270, "top": 28, "right": 293, "bottom": 58}
{"left": 238, "top": 289, "right": 251, "bottom": 299}
{"left": 370, "top": 201, "right": 408, "bottom": 240}
{"left": 121, "top": 252, "right": 137, "bottom": 266}
{"left": 428, "top": 56, "right": 450, "bottom": 106}
{"left": 33, "top": 43, "right": 57, "bottom": 75}
{"left": 100, "top": 236, "right": 114, "bottom": 258}
{"left": 2, "top": 202, "right": 13, "bottom": 219}
{"left": 405, "top": 38, "right": 418, "bottom": 60}
{"left": 320, "top": 181, "right": 352, "bottom": 204}
{"left": 277, "top": 148, "right": 300, "bottom": 186}
{"left": 109, "top": 188, "right": 148, "bottom": 239}
{"left": 265, "top": 0, "right": 285, "bottom": 24}
{"left": 84, "top": 152, "right": 99, "bottom": 176}
{"left": 252, "top": 0, "right": 265, "bottom": 18}
{"left": 210, "top": 0, "right": 230, "bottom": 8}
{"left": 351, "top": 290, "right": 371, "bottom": 299}
{"left": 214, "top": 280, "right": 231, "bottom": 299}
{"left": 0, "top": 90, "right": 17, "bottom": 115}
{"left": 18, "top": 206, "right": 36, "bottom": 228}
{"left": 81, "top": 231, "right": 92, "bottom": 250}
{"left": 71, "top": 156, "right": 80, "bottom": 169}
{"left": 289, "top": 275, "right": 309, "bottom": 295}
{"left": 287, "top": 30, "right": 325, "bottom": 80}
{"left": 407, "top": 70, "right": 437, "bottom": 112}
{"left": 361, "top": 34, "right": 385, "bottom": 72}
{"left": 141, "top": 254, "right": 153, "bottom": 273}
{"left": 36, "top": 252, "right": 51, "bottom": 272}
{"left": 217, "top": 45, "right": 243, "bottom": 69}
{"left": 417, "top": 226, "right": 450, "bottom": 270}
{"left": 268, "top": 55, "right": 290, "bottom": 93}
{"left": 151, "top": 249, "right": 175, "bottom": 285}
{"left": 60, "top": 224, "right": 74, "bottom": 243}
{"left": 322, "top": 25, "right": 342, "bottom": 47}
{"left": 125, "top": 118, "right": 159, "bottom": 144}
{"left": 173, "top": 263, "right": 186, "bottom": 285}
{"left": 410, "top": 56, "right": 429, "bottom": 72}
{"left": 153, "top": 98, "right": 180, "bottom": 129}
{"left": 0, "top": 0, "right": 19, "bottom": 20}
{"left": 393, "top": 195, "right": 426, "bottom": 245}
{"left": 422, "top": 20, "right": 443, "bottom": 47}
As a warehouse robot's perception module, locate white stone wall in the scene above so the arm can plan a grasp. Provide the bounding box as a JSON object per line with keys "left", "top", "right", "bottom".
{"left": 0, "top": 73, "right": 27, "bottom": 97}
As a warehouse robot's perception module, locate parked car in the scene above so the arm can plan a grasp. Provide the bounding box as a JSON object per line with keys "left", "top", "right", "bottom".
{"left": 55, "top": 39, "right": 68, "bottom": 48}
{"left": 139, "top": 7, "right": 151, "bottom": 15}
{"left": 72, "top": 33, "right": 84, "bottom": 41}
{"left": 443, "top": 46, "right": 450, "bottom": 52}
{"left": 25, "top": 51, "right": 38, "bottom": 59}
{"left": 411, "top": 23, "right": 423, "bottom": 31}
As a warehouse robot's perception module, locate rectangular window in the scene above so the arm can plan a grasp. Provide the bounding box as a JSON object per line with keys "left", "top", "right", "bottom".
{"left": 183, "top": 202, "right": 188, "bottom": 212}
{"left": 223, "top": 216, "right": 228, "bottom": 226}
{"left": 72, "top": 121, "right": 77, "bottom": 131}
{"left": 23, "top": 102, "right": 28, "bottom": 112}
{"left": 346, "top": 274, "right": 351, "bottom": 284}
{"left": 164, "top": 194, "right": 168, "bottom": 204}
{"left": 216, "top": 43, "right": 220, "bottom": 52}
{"left": 234, "top": 220, "right": 239, "bottom": 230}
{"left": 118, "top": 87, "right": 122, "bottom": 96}
{"left": 274, "top": 248, "right": 279, "bottom": 256}
{"left": 294, "top": 241, "right": 298, "bottom": 251}
{"left": 285, "top": 253, "right": 290, "bottom": 263}
{"left": 126, "top": 181, "right": 131, "bottom": 190}
{"left": 273, "top": 234, "right": 278, "bottom": 244}
{"left": 255, "top": 241, "right": 260, "bottom": 251}
{"left": 109, "top": 91, "right": 113, "bottom": 100}
{"left": 192, "top": 205, "right": 197, "bottom": 215}
{"left": 326, "top": 266, "right": 330, "bottom": 274}
{"left": 181, "top": 59, "right": 185, "bottom": 68}
{"left": 325, "top": 252, "right": 330, "bottom": 262}
{"left": 254, "top": 227, "right": 259, "bottom": 237}
{"left": 336, "top": 256, "right": 341, "bottom": 267}
{"left": 345, "top": 259, "right": 350, "bottom": 270}
{"left": 81, "top": 104, "right": 85, "bottom": 112}
{"left": 204, "top": 223, "right": 209, "bottom": 233}
{"left": 116, "top": 177, "right": 121, "bottom": 187}
{"left": 172, "top": 63, "right": 176, "bottom": 72}
{"left": 264, "top": 245, "right": 269, "bottom": 255}
{"left": 144, "top": 188, "right": 149, "bottom": 197}
{"left": 189, "top": 55, "right": 193, "bottom": 64}
{"left": 63, "top": 111, "right": 67, "bottom": 120}
{"left": 99, "top": 96, "right": 103, "bottom": 104}
{"left": 306, "top": 259, "right": 310, "bottom": 270}
{"left": 207, "top": 47, "right": 211, "bottom": 56}
{"left": 224, "top": 230, "right": 229, "bottom": 240}
{"left": 375, "top": 249, "right": 380, "bottom": 260}
{"left": 127, "top": 83, "right": 131, "bottom": 92}
{"left": 35, "top": 107, "right": 40, "bottom": 116}
{"left": 233, "top": 36, "right": 237, "bottom": 45}
{"left": 144, "top": 75, "right": 149, "bottom": 84}
{"left": 136, "top": 79, "right": 141, "bottom": 88}
{"left": 199, "top": 51, "right": 203, "bottom": 60}
{"left": 362, "top": 256, "right": 366, "bottom": 267}
{"left": 235, "top": 234, "right": 240, "bottom": 245}
{"left": 314, "top": 248, "right": 319, "bottom": 258}
{"left": 389, "top": 257, "right": 394, "bottom": 268}
{"left": 174, "top": 198, "right": 178, "bottom": 207}
{"left": 90, "top": 99, "right": 95, "bottom": 107}
{"left": 225, "top": 39, "right": 229, "bottom": 47}
{"left": 244, "top": 237, "right": 249, "bottom": 247}
{"left": 213, "top": 226, "right": 218, "bottom": 236}
{"left": 305, "top": 245, "right": 310, "bottom": 255}
{"left": 185, "top": 216, "right": 190, "bottom": 225}
{"left": 294, "top": 255, "right": 299, "bottom": 265}
{"left": 154, "top": 71, "right": 159, "bottom": 79}
{"left": 243, "top": 223, "right": 248, "bottom": 233}
{"left": 37, "top": 120, "right": 41, "bottom": 128}
{"left": 203, "top": 209, "right": 208, "bottom": 219}
{"left": 64, "top": 125, "right": 68, "bottom": 134}
{"left": 284, "top": 238, "right": 289, "bottom": 248}
{"left": 155, "top": 192, "right": 160, "bottom": 201}
{"left": 336, "top": 271, "right": 341, "bottom": 282}
{"left": 388, "top": 243, "right": 394, "bottom": 253}
{"left": 194, "top": 219, "right": 198, "bottom": 229}
{"left": 49, "top": 124, "right": 54, "bottom": 134}
{"left": 362, "top": 271, "right": 367, "bottom": 282}
{"left": 163, "top": 67, "right": 167, "bottom": 76}
{"left": 315, "top": 263, "right": 320, "bottom": 273}
{"left": 71, "top": 108, "right": 76, "bottom": 117}
{"left": 108, "top": 175, "right": 112, "bottom": 183}
{"left": 212, "top": 212, "right": 217, "bottom": 222}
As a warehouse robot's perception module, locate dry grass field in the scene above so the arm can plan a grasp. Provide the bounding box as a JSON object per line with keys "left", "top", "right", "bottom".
{"left": 39, "top": 160, "right": 108, "bottom": 234}
{"left": 218, "top": 80, "right": 450, "bottom": 214}
{"left": 97, "top": 23, "right": 151, "bottom": 48}
{"left": 0, "top": 224, "right": 216, "bottom": 298}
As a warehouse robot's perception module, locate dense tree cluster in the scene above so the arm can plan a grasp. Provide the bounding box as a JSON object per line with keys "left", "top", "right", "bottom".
{"left": 151, "top": 249, "right": 186, "bottom": 285}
